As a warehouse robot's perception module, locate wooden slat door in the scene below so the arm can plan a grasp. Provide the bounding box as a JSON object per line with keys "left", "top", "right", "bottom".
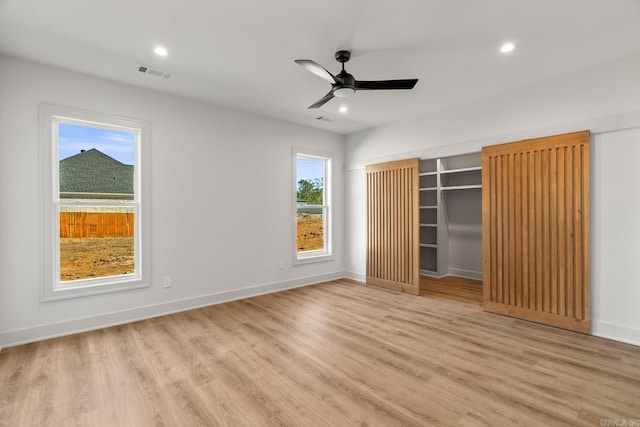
{"left": 366, "top": 158, "right": 420, "bottom": 295}
{"left": 482, "top": 131, "right": 590, "bottom": 333}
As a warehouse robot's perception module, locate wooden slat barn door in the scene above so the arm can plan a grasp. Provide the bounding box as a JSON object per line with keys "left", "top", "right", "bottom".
{"left": 366, "top": 158, "right": 420, "bottom": 295}
{"left": 482, "top": 131, "right": 590, "bottom": 333}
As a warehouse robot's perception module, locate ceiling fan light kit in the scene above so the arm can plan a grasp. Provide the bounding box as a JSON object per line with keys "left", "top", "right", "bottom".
{"left": 295, "top": 50, "right": 418, "bottom": 109}
{"left": 334, "top": 87, "right": 355, "bottom": 98}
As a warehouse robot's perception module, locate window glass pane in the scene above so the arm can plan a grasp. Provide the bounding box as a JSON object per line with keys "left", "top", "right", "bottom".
{"left": 296, "top": 157, "right": 324, "bottom": 205}
{"left": 296, "top": 156, "right": 326, "bottom": 255}
{"left": 294, "top": 151, "right": 331, "bottom": 261}
{"left": 296, "top": 207, "right": 324, "bottom": 253}
{"left": 59, "top": 206, "right": 135, "bottom": 281}
{"left": 58, "top": 123, "right": 137, "bottom": 282}
{"left": 59, "top": 123, "right": 135, "bottom": 199}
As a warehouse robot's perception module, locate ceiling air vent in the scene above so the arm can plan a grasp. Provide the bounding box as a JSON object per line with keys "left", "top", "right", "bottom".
{"left": 137, "top": 65, "right": 174, "bottom": 80}
{"left": 316, "top": 116, "right": 333, "bottom": 122}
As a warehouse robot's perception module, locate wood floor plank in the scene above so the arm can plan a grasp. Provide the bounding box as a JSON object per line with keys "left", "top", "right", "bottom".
{"left": 1, "top": 278, "right": 639, "bottom": 426}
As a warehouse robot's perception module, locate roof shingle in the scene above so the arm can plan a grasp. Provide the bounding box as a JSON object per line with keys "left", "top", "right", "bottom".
{"left": 59, "top": 149, "right": 133, "bottom": 196}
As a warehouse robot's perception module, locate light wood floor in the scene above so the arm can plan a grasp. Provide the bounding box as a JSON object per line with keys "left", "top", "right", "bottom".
{"left": 1, "top": 279, "right": 639, "bottom": 426}
{"left": 420, "top": 275, "right": 483, "bottom": 305}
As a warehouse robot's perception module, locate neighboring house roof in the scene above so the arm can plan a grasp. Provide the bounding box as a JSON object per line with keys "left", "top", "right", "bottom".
{"left": 59, "top": 149, "right": 133, "bottom": 197}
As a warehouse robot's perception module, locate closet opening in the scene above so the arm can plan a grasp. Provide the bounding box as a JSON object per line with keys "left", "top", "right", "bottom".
{"left": 418, "top": 153, "right": 483, "bottom": 304}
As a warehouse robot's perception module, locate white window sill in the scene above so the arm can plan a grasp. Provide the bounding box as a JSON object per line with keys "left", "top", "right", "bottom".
{"left": 293, "top": 252, "right": 334, "bottom": 265}
{"left": 42, "top": 276, "right": 149, "bottom": 302}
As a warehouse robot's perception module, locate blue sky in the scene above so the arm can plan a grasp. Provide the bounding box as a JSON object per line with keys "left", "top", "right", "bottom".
{"left": 58, "top": 123, "right": 135, "bottom": 165}
{"left": 297, "top": 158, "right": 323, "bottom": 182}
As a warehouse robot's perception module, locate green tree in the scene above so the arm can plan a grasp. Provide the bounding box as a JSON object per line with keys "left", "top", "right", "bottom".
{"left": 297, "top": 178, "right": 323, "bottom": 204}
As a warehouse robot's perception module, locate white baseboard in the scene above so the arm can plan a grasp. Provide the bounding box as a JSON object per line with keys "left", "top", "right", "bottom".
{"left": 447, "top": 268, "right": 483, "bottom": 281}
{"left": 420, "top": 269, "right": 447, "bottom": 278}
{"left": 592, "top": 321, "right": 640, "bottom": 347}
{"left": 0, "top": 271, "right": 345, "bottom": 349}
{"left": 344, "top": 271, "right": 365, "bottom": 282}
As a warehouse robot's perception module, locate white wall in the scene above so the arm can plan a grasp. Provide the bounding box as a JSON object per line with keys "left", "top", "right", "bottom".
{"left": 345, "top": 53, "right": 640, "bottom": 346}
{"left": 346, "top": 54, "right": 640, "bottom": 168}
{"left": 444, "top": 191, "right": 482, "bottom": 279}
{"left": 591, "top": 128, "right": 640, "bottom": 345}
{"left": 0, "top": 55, "right": 345, "bottom": 348}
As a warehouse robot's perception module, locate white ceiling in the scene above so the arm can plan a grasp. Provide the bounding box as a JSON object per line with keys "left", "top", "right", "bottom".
{"left": 2, "top": 0, "right": 640, "bottom": 134}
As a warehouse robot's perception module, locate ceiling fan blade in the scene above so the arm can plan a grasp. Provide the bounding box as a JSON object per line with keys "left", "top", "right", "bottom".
{"left": 295, "top": 59, "right": 338, "bottom": 84}
{"left": 308, "top": 91, "right": 335, "bottom": 109}
{"left": 355, "top": 79, "right": 418, "bottom": 90}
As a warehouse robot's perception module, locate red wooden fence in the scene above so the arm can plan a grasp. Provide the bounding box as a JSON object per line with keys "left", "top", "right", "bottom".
{"left": 59, "top": 212, "right": 134, "bottom": 238}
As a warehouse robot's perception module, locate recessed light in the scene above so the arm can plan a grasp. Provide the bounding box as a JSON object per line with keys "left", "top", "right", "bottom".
{"left": 339, "top": 106, "right": 348, "bottom": 113}
{"left": 500, "top": 42, "right": 515, "bottom": 54}
{"left": 154, "top": 46, "right": 168, "bottom": 56}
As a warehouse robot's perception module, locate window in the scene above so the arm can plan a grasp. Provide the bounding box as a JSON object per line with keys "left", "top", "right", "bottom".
{"left": 39, "top": 104, "right": 150, "bottom": 300}
{"left": 293, "top": 149, "right": 332, "bottom": 263}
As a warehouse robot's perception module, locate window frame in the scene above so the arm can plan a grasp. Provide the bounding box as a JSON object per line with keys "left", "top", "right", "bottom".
{"left": 292, "top": 148, "right": 333, "bottom": 265}
{"left": 38, "top": 104, "right": 151, "bottom": 301}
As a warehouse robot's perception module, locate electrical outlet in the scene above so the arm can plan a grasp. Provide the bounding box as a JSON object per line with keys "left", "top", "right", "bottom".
{"left": 163, "top": 275, "right": 172, "bottom": 288}
{"left": 278, "top": 260, "right": 285, "bottom": 270}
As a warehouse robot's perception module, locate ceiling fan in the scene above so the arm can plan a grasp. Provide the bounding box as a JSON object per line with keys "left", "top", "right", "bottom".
{"left": 295, "top": 50, "right": 418, "bottom": 109}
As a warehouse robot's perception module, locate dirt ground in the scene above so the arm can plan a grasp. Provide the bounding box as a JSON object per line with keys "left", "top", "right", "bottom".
{"left": 60, "top": 237, "right": 134, "bottom": 281}
{"left": 297, "top": 214, "right": 324, "bottom": 252}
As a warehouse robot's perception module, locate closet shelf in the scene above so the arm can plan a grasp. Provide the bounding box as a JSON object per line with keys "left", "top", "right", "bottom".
{"left": 419, "top": 171, "right": 437, "bottom": 176}
{"left": 420, "top": 243, "right": 437, "bottom": 248}
{"left": 439, "top": 166, "right": 482, "bottom": 174}
{"left": 441, "top": 184, "right": 482, "bottom": 191}
{"left": 419, "top": 187, "right": 437, "bottom": 191}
